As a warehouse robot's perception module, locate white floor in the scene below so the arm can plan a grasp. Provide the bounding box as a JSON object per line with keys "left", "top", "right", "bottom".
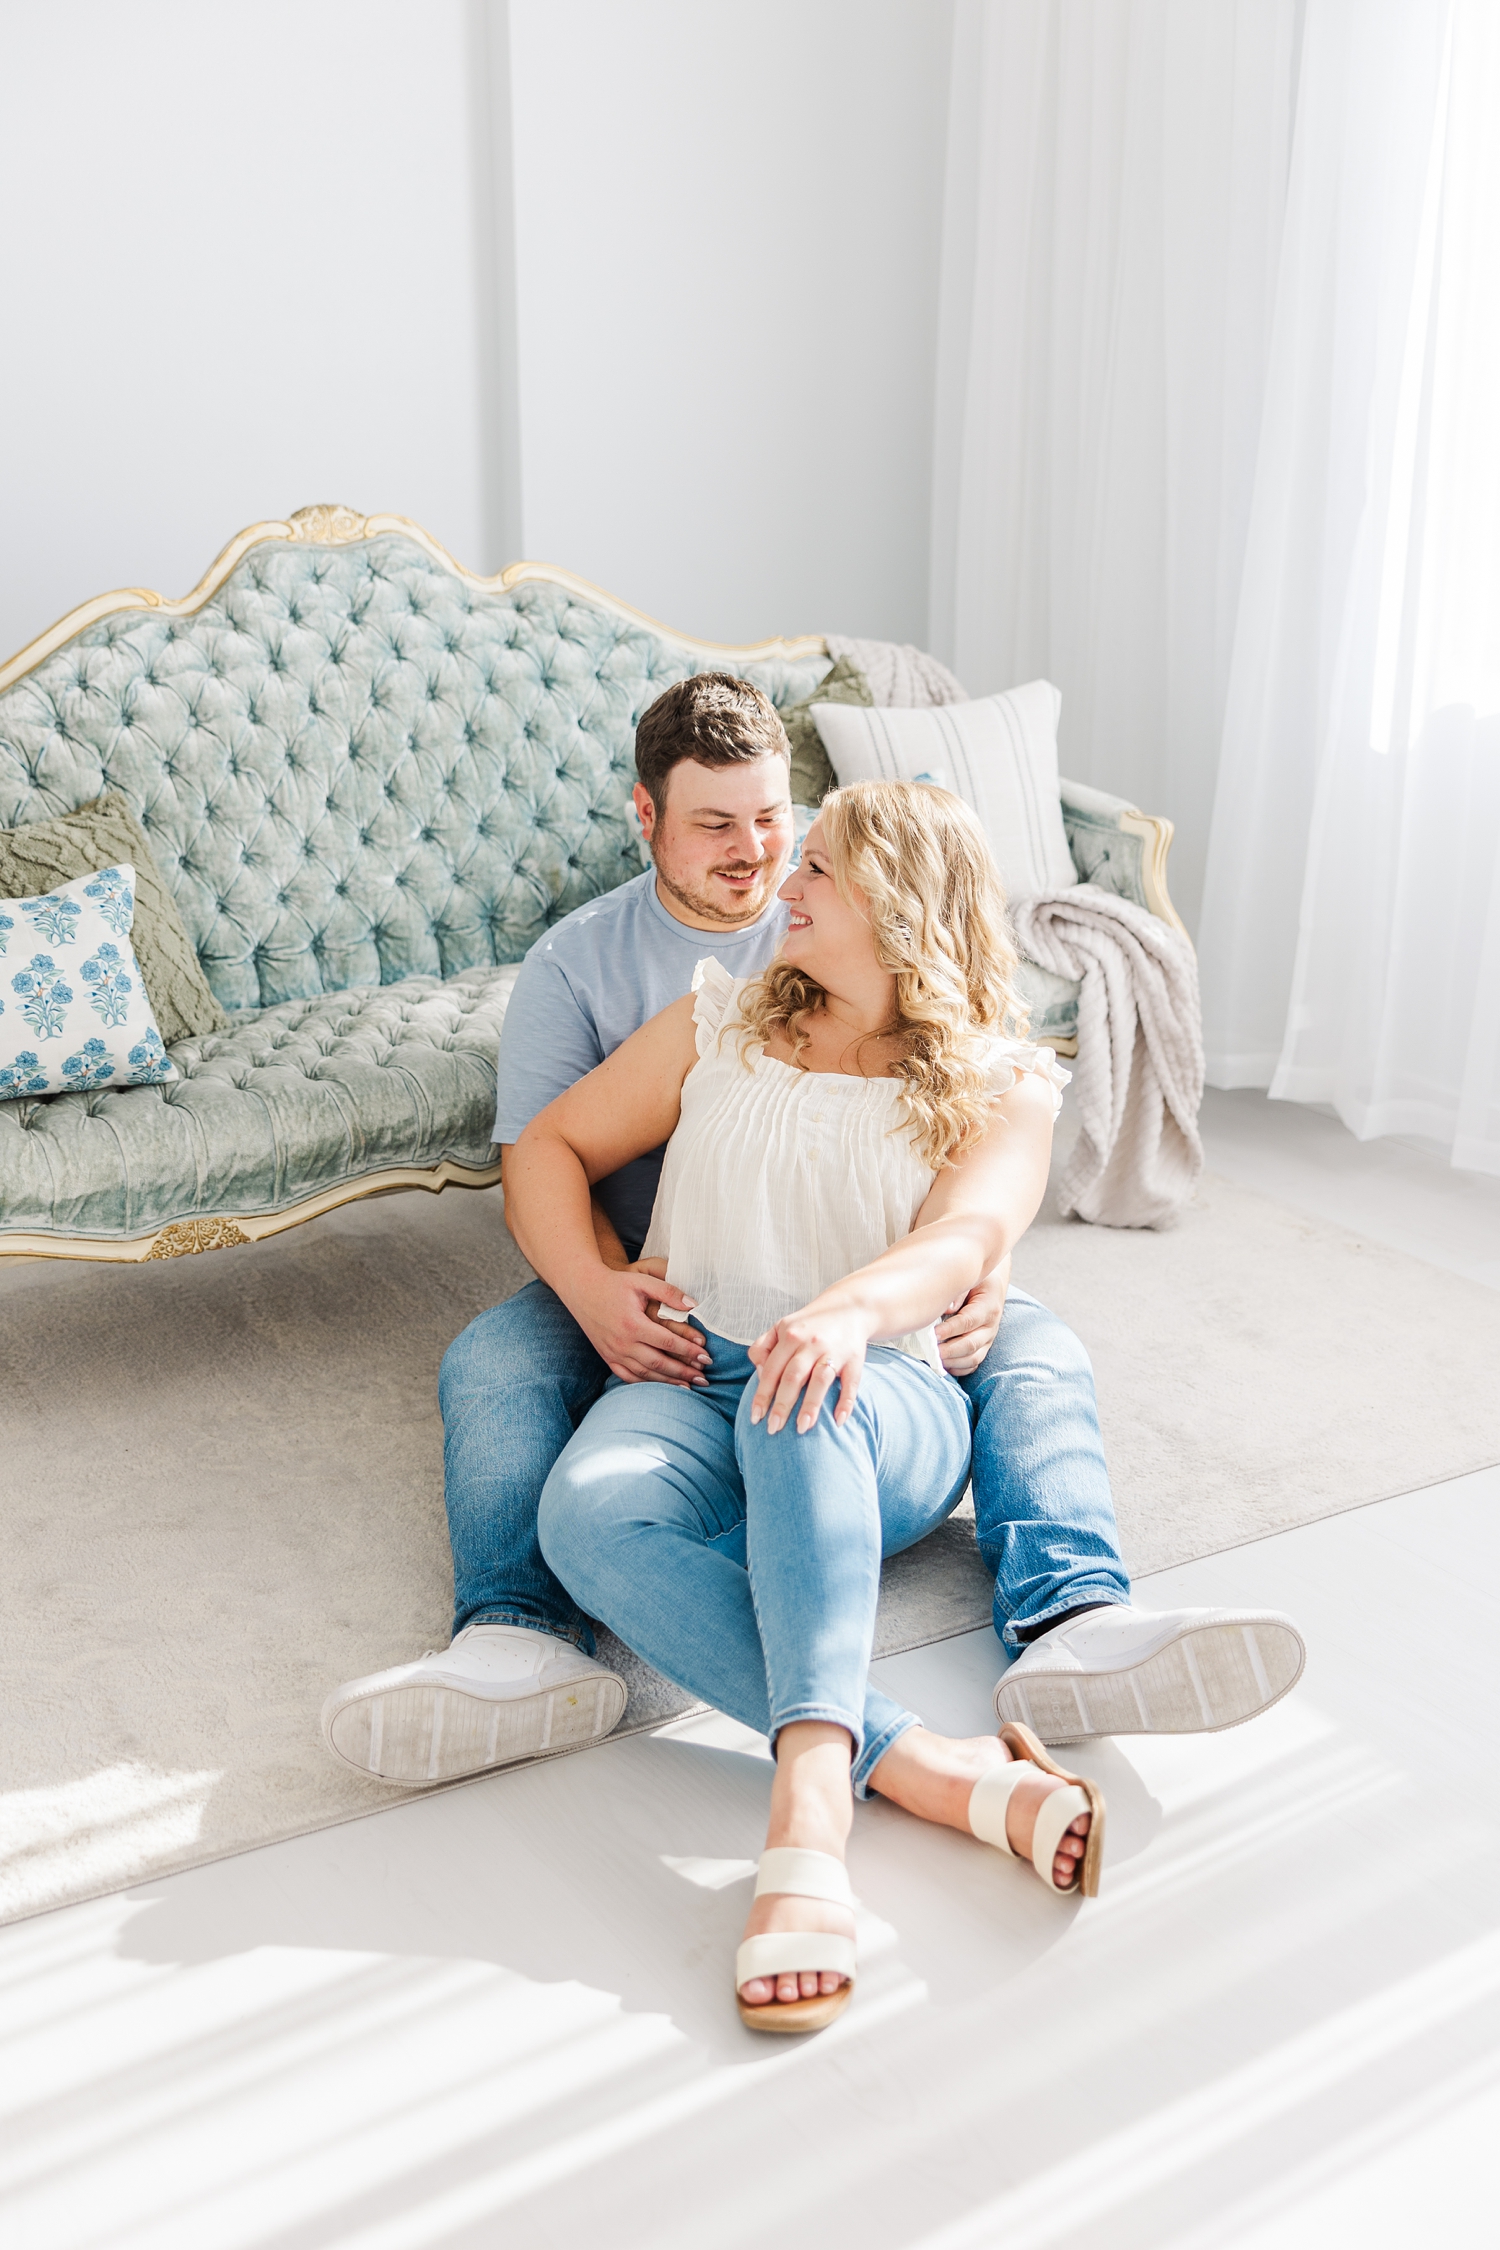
{"left": 4, "top": 1096, "right": 1500, "bottom": 2250}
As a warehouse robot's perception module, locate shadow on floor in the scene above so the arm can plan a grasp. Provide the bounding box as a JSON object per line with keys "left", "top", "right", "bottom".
{"left": 117, "top": 1727, "right": 1162, "bottom": 2059}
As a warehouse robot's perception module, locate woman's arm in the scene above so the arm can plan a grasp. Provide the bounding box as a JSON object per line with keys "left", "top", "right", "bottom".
{"left": 748, "top": 1067, "right": 1057, "bottom": 1433}
{"left": 505, "top": 995, "right": 707, "bottom": 1385}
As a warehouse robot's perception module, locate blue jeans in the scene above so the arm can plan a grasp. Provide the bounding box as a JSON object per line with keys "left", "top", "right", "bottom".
{"left": 537, "top": 1335, "right": 973, "bottom": 1792}
{"left": 440, "top": 1281, "right": 1129, "bottom": 1653}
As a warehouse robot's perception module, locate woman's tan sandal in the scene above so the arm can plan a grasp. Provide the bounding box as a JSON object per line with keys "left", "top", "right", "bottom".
{"left": 735, "top": 1847, "right": 857, "bottom": 2034}
{"left": 967, "top": 1721, "right": 1105, "bottom": 1897}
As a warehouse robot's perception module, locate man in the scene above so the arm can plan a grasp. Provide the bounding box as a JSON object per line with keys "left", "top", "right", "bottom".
{"left": 322, "top": 674, "right": 1302, "bottom": 1781}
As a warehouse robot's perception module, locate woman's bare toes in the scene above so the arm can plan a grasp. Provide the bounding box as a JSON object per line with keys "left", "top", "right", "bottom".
{"left": 761, "top": 1965, "right": 847, "bottom": 2004}
{"left": 738, "top": 1892, "right": 853, "bottom": 2008}
{"left": 1053, "top": 1816, "right": 1089, "bottom": 1887}
{"left": 745, "top": 1964, "right": 848, "bottom": 2006}
{"left": 1003, "top": 1770, "right": 1093, "bottom": 1889}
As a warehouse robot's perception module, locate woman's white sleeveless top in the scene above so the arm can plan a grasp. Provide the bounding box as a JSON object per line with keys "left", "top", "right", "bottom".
{"left": 641, "top": 959, "right": 1070, "bottom": 1372}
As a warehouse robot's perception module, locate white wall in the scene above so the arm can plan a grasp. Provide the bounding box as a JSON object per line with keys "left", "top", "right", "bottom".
{"left": 507, "top": 0, "right": 954, "bottom": 646}
{"left": 0, "top": 1, "right": 955, "bottom": 670}
{"left": 0, "top": 1, "right": 495, "bottom": 663}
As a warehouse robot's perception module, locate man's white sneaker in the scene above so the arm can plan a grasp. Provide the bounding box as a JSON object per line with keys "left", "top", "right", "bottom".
{"left": 320, "top": 1623, "right": 628, "bottom": 1785}
{"left": 993, "top": 1604, "right": 1305, "bottom": 1743}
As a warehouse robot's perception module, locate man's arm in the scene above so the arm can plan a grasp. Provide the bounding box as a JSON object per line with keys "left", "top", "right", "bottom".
{"left": 494, "top": 945, "right": 611, "bottom": 1152}
{"left": 588, "top": 1193, "right": 633, "bottom": 1271}
{"left": 494, "top": 945, "right": 643, "bottom": 1269}
{"left": 498, "top": 1144, "right": 634, "bottom": 1270}
{"left": 506, "top": 998, "right": 710, "bottom": 1386}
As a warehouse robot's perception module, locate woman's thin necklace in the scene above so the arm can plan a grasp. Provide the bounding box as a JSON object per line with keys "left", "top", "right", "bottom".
{"left": 811, "top": 1006, "right": 905, "bottom": 1079}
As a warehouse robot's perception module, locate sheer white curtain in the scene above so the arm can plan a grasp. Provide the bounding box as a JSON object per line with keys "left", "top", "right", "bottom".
{"left": 1198, "top": 0, "right": 1500, "bottom": 1174}
{"left": 935, "top": 0, "right": 1500, "bottom": 1175}
{"left": 929, "top": 0, "right": 1300, "bottom": 930}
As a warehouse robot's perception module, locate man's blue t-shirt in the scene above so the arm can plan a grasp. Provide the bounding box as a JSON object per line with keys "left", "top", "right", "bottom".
{"left": 494, "top": 869, "right": 787, "bottom": 1256}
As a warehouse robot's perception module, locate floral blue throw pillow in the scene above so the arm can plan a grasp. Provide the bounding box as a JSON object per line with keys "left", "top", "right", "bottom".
{"left": 0, "top": 864, "right": 177, "bottom": 1100}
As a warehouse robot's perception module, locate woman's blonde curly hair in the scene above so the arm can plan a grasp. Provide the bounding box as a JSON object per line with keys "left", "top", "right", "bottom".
{"left": 734, "top": 779, "right": 1030, "bottom": 1168}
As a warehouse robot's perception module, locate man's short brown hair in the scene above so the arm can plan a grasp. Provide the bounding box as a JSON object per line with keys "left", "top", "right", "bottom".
{"left": 634, "top": 672, "right": 791, "bottom": 815}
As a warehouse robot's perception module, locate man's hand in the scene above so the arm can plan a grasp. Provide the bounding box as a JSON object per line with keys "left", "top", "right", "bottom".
{"left": 936, "top": 1258, "right": 1010, "bottom": 1377}
{"left": 629, "top": 1256, "right": 706, "bottom": 1363}
{"left": 573, "top": 1259, "right": 711, "bottom": 1387}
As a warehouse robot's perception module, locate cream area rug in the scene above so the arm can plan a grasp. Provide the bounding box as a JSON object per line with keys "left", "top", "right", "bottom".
{"left": 3, "top": 1166, "right": 1500, "bottom": 1925}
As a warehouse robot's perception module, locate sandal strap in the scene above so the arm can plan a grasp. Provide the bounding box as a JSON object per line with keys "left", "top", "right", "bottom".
{"left": 736, "top": 1932, "right": 858, "bottom": 1988}
{"left": 967, "top": 1760, "right": 1028, "bottom": 1856}
{"left": 753, "top": 1848, "right": 854, "bottom": 1906}
{"left": 1030, "top": 1783, "right": 1093, "bottom": 1892}
{"left": 969, "top": 1763, "right": 1095, "bottom": 1893}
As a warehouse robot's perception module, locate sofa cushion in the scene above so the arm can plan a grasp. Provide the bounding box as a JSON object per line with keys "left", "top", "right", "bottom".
{"left": 0, "top": 863, "right": 177, "bottom": 1101}
{"left": 0, "top": 965, "right": 517, "bottom": 1243}
{"left": 781, "top": 655, "right": 873, "bottom": 808}
{"left": 809, "top": 683, "right": 1079, "bottom": 902}
{"left": 0, "top": 792, "right": 228, "bottom": 1044}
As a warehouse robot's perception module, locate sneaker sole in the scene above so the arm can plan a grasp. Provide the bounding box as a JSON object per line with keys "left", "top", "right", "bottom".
{"left": 323, "top": 1672, "right": 629, "bottom": 1785}
{"left": 993, "top": 1617, "right": 1305, "bottom": 1742}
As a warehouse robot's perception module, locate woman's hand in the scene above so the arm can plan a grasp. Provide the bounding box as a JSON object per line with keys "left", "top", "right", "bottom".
{"left": 747, "top": 1303, "right": 873, "bottom": 1435}
{"left": 573, "top": 1262, "right": 711, "bottom": 1387}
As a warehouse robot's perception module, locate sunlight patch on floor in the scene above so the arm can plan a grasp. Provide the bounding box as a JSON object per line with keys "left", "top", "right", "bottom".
{"left": 0, "top": 1764, "right": 221, "bottom": 1923}
{"left": 908, "top": 1930, "right": 1500, "bottom": 2250}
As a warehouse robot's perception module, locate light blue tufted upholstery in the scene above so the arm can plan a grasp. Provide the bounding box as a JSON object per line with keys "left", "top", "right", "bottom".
{"left": 0, "top": 536, "right": 827, "bottom": 1013}
{"left": 1014, "top": 958, "right": 1080, "bottom": 1046}
{"left": 0, "top": 966, "right": 517, "bottom": 1239}
{"left": 0, "top": 530, "right": 827, "bottom": 1245}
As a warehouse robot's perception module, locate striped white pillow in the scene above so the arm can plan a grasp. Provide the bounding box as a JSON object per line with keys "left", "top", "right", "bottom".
{"left": 808, "top": 681, "right": 1077, "bottom": 902}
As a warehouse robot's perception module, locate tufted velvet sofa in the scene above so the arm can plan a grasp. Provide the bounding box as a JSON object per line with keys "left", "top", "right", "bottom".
{"left": 0, "top": 506, "right": 1179, "bottom": 1263}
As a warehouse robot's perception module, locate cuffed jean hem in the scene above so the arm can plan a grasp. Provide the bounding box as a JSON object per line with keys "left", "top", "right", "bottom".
{"left": 457, "top": 1604, "right": 596, "bottom": 1656}
{"left": 768, "top": 1702, "right": 866, "bottom": 1769}
{"left": 852, "top": 1708, "right": 921, "bottom": 1799}
{"left": 997, "top": 1581, "right": 1130, "bottom": 1651}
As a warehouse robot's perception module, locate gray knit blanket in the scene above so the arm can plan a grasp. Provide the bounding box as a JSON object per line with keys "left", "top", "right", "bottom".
{"left": 1011, "top": 886, "right": 1204, "bottom": 1228}
{"left": 824, "top": 634, "right": 967, "bottom": 709}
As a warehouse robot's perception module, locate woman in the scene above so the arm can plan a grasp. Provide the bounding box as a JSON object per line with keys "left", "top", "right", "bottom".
{"left": 506, "top": 781, "right": 1103, "bottom": 2034}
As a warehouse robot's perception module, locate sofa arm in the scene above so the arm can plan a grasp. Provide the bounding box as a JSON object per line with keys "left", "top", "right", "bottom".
{"left": 1059, "top": 778, "right": 1187, "bottom": 935}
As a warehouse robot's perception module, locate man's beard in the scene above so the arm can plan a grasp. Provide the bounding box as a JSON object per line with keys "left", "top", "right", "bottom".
{"left": 652, "top": 854, "right": 779, "bottom": 926}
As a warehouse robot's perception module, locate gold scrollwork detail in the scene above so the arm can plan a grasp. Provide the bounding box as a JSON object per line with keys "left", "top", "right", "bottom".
{"left": 285, "top": 504, "right": 370, "bottom": 545}
{"left": 145, "top": 1217, "right": 251, "bottom": 1259}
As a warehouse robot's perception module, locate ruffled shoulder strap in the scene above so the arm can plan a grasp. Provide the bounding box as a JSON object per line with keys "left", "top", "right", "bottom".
{"left": 984, "top": 1039, "right": 1071, "bottom": 1117}
{"left": 690, "top": 956, "right": 746, "bottom": 1059}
